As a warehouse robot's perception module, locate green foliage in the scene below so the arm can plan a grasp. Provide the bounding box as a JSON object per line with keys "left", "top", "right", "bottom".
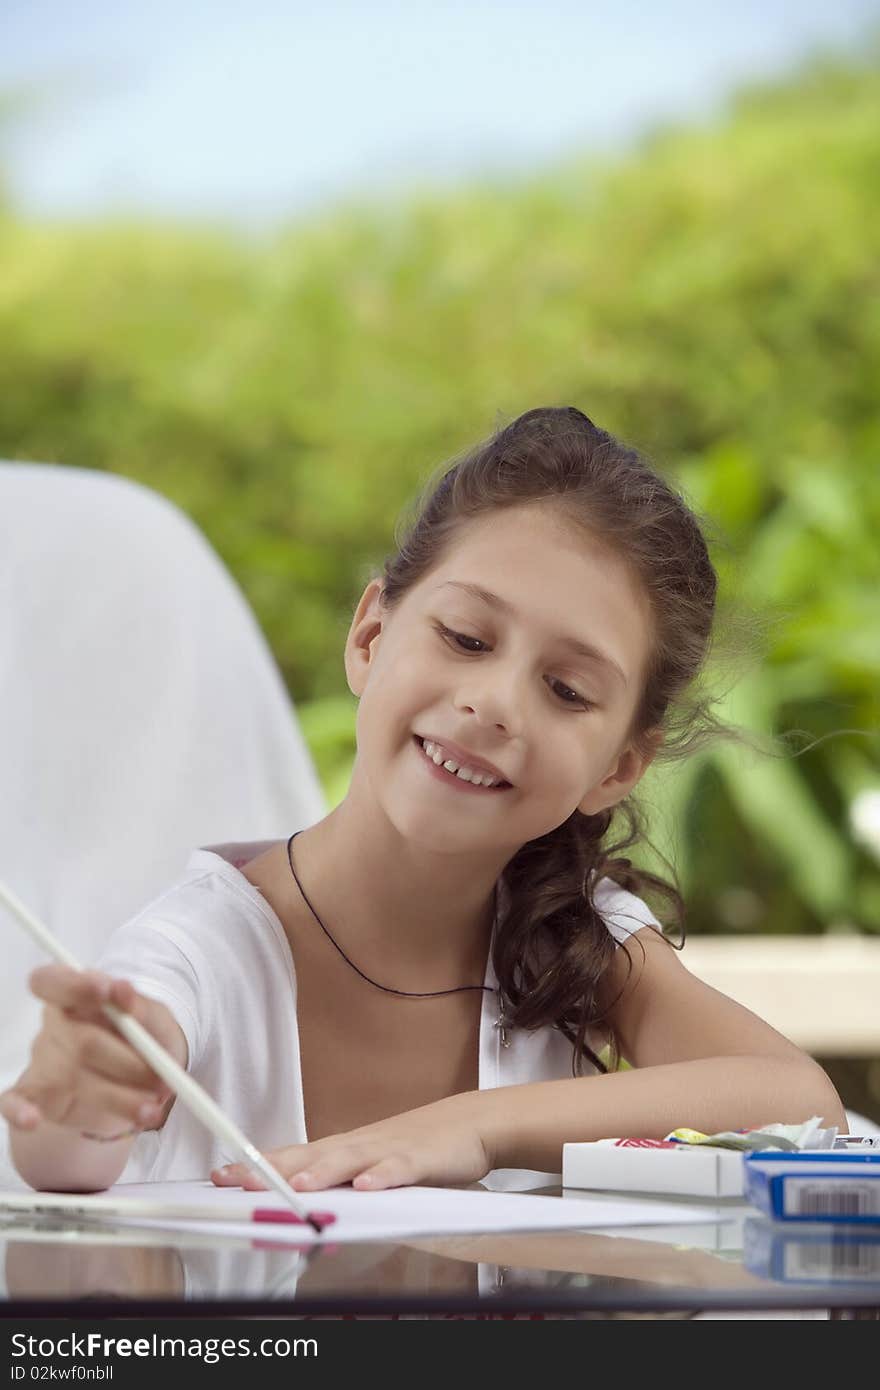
{"left": 1, "top": 45, "right": 878, "bottom": 934}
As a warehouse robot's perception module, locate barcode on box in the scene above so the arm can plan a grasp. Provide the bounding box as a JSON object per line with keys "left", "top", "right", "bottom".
{"left": 783, "top": 1178, "right": 880, "bottom": 1218}
{"left": 784, "top": 1240, "right": 880, "bottom": 1282}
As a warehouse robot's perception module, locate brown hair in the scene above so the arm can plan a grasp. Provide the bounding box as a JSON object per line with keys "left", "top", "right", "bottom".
{"left": 370, "top": 406, "right": 765, "bottom": 1076}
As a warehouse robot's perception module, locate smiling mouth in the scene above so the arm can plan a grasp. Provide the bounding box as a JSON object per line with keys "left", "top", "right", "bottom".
{"left": 412, "top": 735, "right": 512, "bottom": 790}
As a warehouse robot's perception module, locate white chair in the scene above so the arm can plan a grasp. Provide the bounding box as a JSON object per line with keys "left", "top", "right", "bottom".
{"left": 0, "top": 461, "right": 327, "bottom": 1187}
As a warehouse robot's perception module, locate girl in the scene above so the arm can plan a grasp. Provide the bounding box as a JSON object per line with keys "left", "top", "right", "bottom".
{"left": 2, "top": 406, "right": 845, "bottom": 1195}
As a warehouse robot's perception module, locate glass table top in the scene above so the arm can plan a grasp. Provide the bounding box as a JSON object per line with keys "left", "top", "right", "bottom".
{"left": 2, "top": 1184, "right": 879, "bottom": 1316}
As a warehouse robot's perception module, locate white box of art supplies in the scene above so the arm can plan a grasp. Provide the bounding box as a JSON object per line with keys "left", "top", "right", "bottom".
{"left": 562, "top": 1118, "right": 839, "bottom": 1200}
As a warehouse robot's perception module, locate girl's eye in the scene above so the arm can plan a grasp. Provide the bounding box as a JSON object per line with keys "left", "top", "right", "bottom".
{"left": 434, "top": 625, "right": 594, "bottom": 710}
{"left": 444, "top": 628, "right": 487, "bottom": 655}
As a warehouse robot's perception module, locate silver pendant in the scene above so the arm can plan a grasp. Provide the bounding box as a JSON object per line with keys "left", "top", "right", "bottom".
{"left": 494, "top": 1000, "right": 511, "bottom": 1048}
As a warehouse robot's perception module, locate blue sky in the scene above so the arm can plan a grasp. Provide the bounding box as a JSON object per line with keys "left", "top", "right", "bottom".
{"left": 2, "top": 0, "right": 879, "bottom": 228}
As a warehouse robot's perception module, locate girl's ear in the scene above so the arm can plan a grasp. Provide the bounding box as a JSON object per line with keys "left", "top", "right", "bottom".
{"left": 577, "top": 728, "right": 664, "bottom": 817}
{"left": 344, "top": 579, "right": 387, "bottom": 697}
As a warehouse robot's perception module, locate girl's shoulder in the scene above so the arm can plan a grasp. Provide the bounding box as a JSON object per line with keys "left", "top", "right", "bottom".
{"left": 101, "top": 843, "right": 292, "bottom": 966}
{"left": 591, "top": 874, "right": 664, "bottom": 946}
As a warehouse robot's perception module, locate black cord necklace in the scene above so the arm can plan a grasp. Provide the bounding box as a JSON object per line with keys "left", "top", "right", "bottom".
{"left": 286, "top": 831, "right": 510, "bottom": 1045}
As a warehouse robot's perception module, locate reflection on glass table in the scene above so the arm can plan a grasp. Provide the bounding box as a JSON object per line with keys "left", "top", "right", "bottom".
{"left": 3, "top": 1185, "right": 880, "bottom": 1313}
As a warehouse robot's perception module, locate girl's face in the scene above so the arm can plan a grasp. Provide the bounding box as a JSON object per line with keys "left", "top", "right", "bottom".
{"left": 344, "top": 503, "right": 658, "bottom": 858}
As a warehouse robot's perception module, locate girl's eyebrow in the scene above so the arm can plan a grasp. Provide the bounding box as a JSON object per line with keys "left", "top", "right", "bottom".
{"left": 434, "top": 580, "right": 628, "bottom": 687}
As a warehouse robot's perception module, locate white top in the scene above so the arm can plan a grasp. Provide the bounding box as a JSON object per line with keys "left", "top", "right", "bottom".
{"left": 97, "top": 846, "right": 662, "bottom": 1191}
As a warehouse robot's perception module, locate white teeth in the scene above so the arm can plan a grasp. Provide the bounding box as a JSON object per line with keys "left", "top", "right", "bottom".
{"left": 421, "top": 739, "right": 501, "bottom": 787}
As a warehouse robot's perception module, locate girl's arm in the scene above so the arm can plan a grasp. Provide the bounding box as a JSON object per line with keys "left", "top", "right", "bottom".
{"left": 480, "top": 926, "right": 847, "bottom": 1173}
{"left": 212, "top": 925, "right": 848, "bottom": 1196}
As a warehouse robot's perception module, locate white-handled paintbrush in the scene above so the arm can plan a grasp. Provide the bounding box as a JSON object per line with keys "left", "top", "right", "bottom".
{"left": 0, "top": 876, "right": 326, "bottom": 1235}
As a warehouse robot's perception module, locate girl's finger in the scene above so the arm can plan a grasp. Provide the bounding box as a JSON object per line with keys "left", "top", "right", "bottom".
{"left": 211, "top": 1145, "right": 311, "bottom": 1186}
{"left": 69, "top": 1020, "right": 168, "bottom": 1093}
{"left": 209, "top": 1166, "right": 236, "bottom": 1186}
{"left": 352, "top": 1156, "right": 414, "bottom": 1192}
{"left": 105, "top": 977, "right": 138, "bottom": 1012}
{"left": 272, "top": 1145, "right": 383, "bottom": 1193}
{"left": 210, "top": 1163, "right": 259, "bottom": 1187}
{"left": 238, "top": 1169, "right": 273, "bottom": 1191}
{"left": 75, "top": 1077, "right": 165, "bottom": 1131}
{"left": 29, "top": 969, "right": 146, "bottom": 1036}
{"left": 29, "top": 965, "right": 113, "bottom": 1014}
{"left": 0, "top": 1090, "right": 42, "bottom": 1131}
{"left": 16, "top": 1069, "right": 161, "bottom": 1133}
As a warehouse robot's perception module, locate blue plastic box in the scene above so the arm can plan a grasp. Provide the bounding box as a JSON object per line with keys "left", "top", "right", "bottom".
{"left": 744, "top": 1215, "right": 880, "bottom": 1284}
{"left": 745, "top": 1150, "right": 880, "bottom": 1224}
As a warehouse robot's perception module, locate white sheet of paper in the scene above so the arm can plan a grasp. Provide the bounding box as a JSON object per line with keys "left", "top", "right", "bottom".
{"left": 0, "top": 1180, "right": 743, "bottom": 1246}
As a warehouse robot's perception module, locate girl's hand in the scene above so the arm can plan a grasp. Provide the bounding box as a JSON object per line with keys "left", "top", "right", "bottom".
{"left": 0, "top": 965, "right": 184, "bottom": 1137}
{"left": 210, "top": 1092, "right": 495, "bottom": 1192}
